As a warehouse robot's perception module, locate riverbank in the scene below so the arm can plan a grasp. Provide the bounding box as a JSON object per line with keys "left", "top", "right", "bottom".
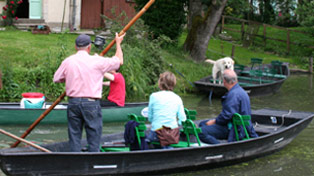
{"left": 0, "top": 28, "right": 310, "bottom": 102}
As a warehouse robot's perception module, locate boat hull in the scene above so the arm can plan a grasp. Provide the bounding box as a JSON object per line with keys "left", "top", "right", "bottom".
{"left": 0, "top": 109, "right": 313, "bottom": 176}
{"left": 0, "top": 102, "right": 148, "bottom": 124}
{"left": 194, "top": 64, "right": 290, "bottom": 98}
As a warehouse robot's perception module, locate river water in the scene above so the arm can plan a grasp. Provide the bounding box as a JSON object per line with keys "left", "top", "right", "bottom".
{"left": 0, "top": 73, "right": 313, "bottom": 176}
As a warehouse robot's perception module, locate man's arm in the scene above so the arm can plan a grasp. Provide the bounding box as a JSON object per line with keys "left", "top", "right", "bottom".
{"left": 115, "top": 33, "right": 126, "bottom": 65}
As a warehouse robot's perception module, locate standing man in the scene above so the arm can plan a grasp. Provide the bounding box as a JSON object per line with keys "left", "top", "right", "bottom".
{"left": 54, "top": 33, "right": 125, "bottom": 152}
{"left": 199, "top": 69, "right": 258, "bottom": 144}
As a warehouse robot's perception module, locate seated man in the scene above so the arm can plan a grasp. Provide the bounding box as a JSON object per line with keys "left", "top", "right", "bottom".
{"left": 199, "top": 69, "right": 258, "bottom": 144}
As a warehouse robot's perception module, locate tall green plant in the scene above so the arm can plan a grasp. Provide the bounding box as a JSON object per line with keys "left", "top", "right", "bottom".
{"left": 100, "top": 13, "right": 166, "bottom": 100}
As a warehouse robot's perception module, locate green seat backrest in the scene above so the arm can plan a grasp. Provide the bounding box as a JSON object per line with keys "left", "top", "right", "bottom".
{"left": 232, "top": 113, "right": 251, "bottom": 141}
{"left": 181, "top": 119, "right": 202, "bottom": 147}
{"left": 184, "top": 108, "right": 197, "bottom": 120}
{"left": 100, "top": 114, "right": 147, "bottom": 152}
{"left": 270, "top": 60, "right": 283, "bottom": 75}
{"left": 127, "top": 113, "right": 147, "bottom": 146}
{"left": 250, "top": 58, "right": 263, "bottom": 70}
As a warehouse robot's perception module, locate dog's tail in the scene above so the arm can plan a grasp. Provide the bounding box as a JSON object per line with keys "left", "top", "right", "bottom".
{"left": 204, "top": 59, "right": 216, "bottom": 65}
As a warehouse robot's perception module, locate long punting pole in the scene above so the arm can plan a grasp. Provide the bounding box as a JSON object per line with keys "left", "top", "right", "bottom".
{"left": 1, "top": 129, "right": 52, "bottom": 153}
{"left": 11, "top": 0, "right": 155, "bottom": 148}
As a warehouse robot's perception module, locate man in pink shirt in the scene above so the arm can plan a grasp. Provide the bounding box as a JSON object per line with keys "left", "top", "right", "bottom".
{"left": 54, "top": 33, "right": 125, "bottom": 152}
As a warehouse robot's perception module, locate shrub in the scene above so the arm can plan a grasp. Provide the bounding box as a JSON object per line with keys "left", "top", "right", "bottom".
{"left": 1, "top": 0, "right": 22, "bottom": 26}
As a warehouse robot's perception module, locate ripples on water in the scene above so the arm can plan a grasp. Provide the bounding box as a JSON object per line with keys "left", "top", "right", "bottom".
{"left": 0, "top": 74, "right": 313, "bottom": 176}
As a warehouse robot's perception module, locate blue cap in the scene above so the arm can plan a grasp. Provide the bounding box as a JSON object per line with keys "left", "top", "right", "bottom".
{"left": 75, "top": 34, "right": 91, "bottom": 47}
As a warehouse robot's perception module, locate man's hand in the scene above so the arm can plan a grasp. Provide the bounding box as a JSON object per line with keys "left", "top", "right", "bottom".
{"left": 205, "top": 119, "right": 216, "bottom": 126}
{"left": 115, "top": 32, "right": 126, "bottom": 45}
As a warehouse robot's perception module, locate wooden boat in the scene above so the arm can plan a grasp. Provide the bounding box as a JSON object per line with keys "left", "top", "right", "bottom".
{"left": 194, "top": 61, "right": 290, "bottom": 98}
{"left": 0, "top": 102, "right": 148, "bottom": 124}
{"left": 0, "top": 109, "right": 313, "bottom": 176}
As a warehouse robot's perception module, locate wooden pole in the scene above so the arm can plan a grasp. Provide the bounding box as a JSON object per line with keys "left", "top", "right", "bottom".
{"left": 0, "top": 69, "right": 2, "bottom": 89}
{"left": 11, "top": 0, "right": 156, "bottom": 148}
{"left": 287, "top": 30, "right": 290, "bottom": 54}
{"left": 1, "top": 129, "right": 52, "bottom": 153}
{"left": 310, "top": 57, "right": 313, "bottom": 74}
{"left": 231, "top": 45, "right": 235, "bottom": 59}
{"left": 11, "top": 92, "right": 66, "bottom": 148}
{"left": 100, "top": 0, "right": 155, "bottom": 56}
{"left": 220, "top": 40, "right": 224, "bottom": 55}
{"left": 263, "top": 24, "right": 266, "bottom": 48}
{"left": 241, "top": 21, "right": 244, "bottom": 41}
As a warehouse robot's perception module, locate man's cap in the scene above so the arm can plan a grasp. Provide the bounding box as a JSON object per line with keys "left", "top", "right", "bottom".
{"left": 75, "top": 34, "right": 91, "bottom": 47}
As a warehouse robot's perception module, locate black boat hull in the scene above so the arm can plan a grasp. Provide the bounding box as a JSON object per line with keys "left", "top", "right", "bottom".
{"left": 0, "top": 109, "right": 313, "bottom": 176}
{"left": 194, "top": 64, "right": 290, "bottom": 98}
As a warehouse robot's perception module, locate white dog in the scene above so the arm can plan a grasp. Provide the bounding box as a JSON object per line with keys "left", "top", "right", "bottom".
{"left": 205, "top": 57, "right": 235, "bottom": 84}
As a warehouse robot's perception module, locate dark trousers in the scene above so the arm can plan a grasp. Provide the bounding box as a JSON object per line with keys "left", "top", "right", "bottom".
{"left": 198, "top": 120, "right": 229, "bottom": 144}
{"left": 67, "top": 98, "right": 102, "bottom": 152}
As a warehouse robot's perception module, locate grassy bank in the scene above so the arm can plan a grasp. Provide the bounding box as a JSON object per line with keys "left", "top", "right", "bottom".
{"left": 0, "top": 27, "right": 305, "bottom": 102}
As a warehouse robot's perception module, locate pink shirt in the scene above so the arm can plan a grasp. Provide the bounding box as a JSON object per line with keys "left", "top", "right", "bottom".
{"left": 53, "top": 50, "right": 120, "bottom": 98}
{"left": 108, "top": 73, "right": 125, "bottom": 106}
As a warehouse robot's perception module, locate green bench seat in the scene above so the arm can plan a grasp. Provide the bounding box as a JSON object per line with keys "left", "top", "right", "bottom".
{"left": 238, "top": 76, "right": 275, "bottom": 84}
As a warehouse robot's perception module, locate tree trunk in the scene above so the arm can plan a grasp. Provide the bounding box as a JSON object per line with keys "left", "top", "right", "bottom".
{"left": 187, "top": 0, "right": 202, "bottom": 30}
{"left": 184, "top": 0, "right": 228, "bottom": 62}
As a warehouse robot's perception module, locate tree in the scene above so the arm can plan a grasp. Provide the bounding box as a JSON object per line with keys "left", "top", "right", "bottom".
{"left": 184, "top": 0, "right": 228, "bottom": 62}
{"left": 258, "top": 0, "right": 276, "bottom": 24}
{"left": 134, "top": 0, "right": 187, "bottom": 40}
{"left": 296, "top": 0, "right": 314, "bottom": 33}
{"left": 276, "top": 0, "right": 298, "bottom": 27}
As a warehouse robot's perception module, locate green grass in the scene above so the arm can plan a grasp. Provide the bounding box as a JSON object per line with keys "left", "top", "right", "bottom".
{"left": 0, "top": 27, "right": 310, "bottom": 101}
{"left": 222, "top": 24, "right": 314, "bottom": 59}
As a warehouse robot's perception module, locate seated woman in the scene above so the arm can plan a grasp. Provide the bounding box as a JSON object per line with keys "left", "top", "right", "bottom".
{"left": 147, "top": 71, "right": 186, "bottom": 149}
{"left": 102, "top": 69, "right": 125, "bottom": 107}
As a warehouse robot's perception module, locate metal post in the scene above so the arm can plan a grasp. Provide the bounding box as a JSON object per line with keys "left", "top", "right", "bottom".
{"left": 310, "top": 57, "right": 313, "bottom": 74}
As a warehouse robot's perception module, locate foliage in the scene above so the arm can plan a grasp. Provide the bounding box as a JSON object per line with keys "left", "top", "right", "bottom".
{"left": 224, "top": 0, "right": 251, "bottom": 21}
{"left": 101, "top": 12, "right": 166, "bottom": 100}
{"left": 134, "top": 0, "right": 187, "bottom": 41}
{"left": 296, "top": 0, "right": 314, "bottom": 34}
{"left": 0, "top": 16, "right": 168, "bottom": 101}
{"left": 1, "top": 0, "right": 22, "bottom": 26}
{"left": 275, "top": 0, "right": 298, "bottom": 27}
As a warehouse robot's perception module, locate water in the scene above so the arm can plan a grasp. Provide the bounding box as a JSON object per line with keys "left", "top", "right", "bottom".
{"left": 0, "top": 74, "right": 313, "bottom": 175}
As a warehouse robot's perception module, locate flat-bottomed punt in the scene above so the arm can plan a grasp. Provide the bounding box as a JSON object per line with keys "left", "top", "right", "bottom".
{"left": 0, "top": 109, "right": 313, "bottom": 176}
{"left": 0, "top": 102, "right": 148, "bottom": 124}
{"left": 194, "top": 61, "right": 290, "bottom": 98}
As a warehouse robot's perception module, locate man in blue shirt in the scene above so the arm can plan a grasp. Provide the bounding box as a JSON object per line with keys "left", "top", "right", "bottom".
{"left": 199, "top": 69, "right": 258, "bottom": 144}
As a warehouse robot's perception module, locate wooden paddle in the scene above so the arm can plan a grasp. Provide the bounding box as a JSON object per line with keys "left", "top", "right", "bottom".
{"left": 1, "top": 129, "right": 52, "bottom": 153}
{"left": 11, "top": 0, "right": 155, "bottom": 148}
